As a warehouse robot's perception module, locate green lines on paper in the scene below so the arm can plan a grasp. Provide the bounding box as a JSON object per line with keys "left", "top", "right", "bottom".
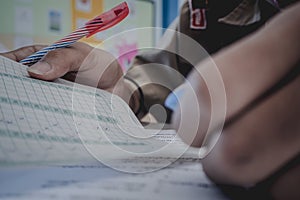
{"left": 0, "top": 96, "right": 117, "bottom": 124}
{"left": 0, "top": 128, "right": 83, "bottom": 144}
{"left": 0, "top": 72, "right": 102, "bottom": 97}
{"left": 0, "top": 129, "right": 146, "bottom": 146}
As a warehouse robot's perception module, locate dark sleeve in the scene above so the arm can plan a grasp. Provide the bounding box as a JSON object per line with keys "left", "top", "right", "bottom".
{"left": 125, "top": 31, "right": 185, "bottom": 122}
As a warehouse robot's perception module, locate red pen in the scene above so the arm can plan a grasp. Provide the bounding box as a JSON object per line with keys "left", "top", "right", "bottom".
{"left": 20, "top": 1, "right": 129, "bottom": 66}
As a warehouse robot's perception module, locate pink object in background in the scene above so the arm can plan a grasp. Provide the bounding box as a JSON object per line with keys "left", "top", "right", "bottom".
{"left": 117, "top": 41, "right": 138, "bottom": 71}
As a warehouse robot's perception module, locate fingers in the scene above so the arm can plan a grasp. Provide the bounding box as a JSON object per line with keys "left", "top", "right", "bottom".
{"left": 25, "top": 42, "right": 123, "bottom": 92}
{"left": 0, "top": 45, "right": 46, "bottom": 62}
{"left": 27, "top": 42, "right": 93, "bottom": 81}
{"left": 63, "top": 47, "right": 122, "bottom": 89}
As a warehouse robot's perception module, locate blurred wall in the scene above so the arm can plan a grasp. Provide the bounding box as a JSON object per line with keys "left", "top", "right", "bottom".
{"left": 0, "top": 0, "right": 179, "bottom": 70}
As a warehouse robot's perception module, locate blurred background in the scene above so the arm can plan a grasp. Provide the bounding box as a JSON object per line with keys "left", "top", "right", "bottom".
{"left": 0, "top": 0, "right": 184, "bottom": 70}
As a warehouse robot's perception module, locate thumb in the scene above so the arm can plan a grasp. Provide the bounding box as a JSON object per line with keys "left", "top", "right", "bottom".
{"left": 27, "top": 54, "right": 70, "bottom": 81}
{"left": 26, "top": 44, "right": 89, "bottom": 81}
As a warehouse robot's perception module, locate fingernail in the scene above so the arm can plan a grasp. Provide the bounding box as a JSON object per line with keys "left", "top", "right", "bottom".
{"left": 165, "top": 84, "right": 186, "bottom": 111}
{"left": 27, "top": 62, "right": 52, "bottom": 75}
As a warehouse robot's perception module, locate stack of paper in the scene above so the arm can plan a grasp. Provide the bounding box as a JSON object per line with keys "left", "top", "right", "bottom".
{"left": 0, "top": 56, "right": 228, "bottom": 200}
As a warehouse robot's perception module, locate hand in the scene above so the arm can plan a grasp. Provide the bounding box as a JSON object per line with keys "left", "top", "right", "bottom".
{"left": 1, "top": 42, "right": 122, "bottom": 91}
{"left": 0, "top": 42, "right": 140, "bottom": 111}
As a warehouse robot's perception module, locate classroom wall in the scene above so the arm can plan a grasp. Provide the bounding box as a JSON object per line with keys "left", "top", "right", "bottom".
{"left": 0, "top": 0, "right": 72, "bottom": 51}
{"left": 0, "top": 0, "right": 178, "bottom": 70}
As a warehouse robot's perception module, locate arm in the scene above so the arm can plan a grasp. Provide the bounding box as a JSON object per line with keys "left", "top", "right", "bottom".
{"left": 172, "top": 1, "right": 300, "bottom": 195}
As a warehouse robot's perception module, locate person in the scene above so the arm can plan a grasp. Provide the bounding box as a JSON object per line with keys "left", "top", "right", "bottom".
{"left": 1, "top": 0, "right": 299, "bottom": 199}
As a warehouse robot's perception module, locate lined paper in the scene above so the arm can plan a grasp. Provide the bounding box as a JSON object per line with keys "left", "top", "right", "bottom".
{"left": 0, "top": 56, "right": 229, "bottom": 200}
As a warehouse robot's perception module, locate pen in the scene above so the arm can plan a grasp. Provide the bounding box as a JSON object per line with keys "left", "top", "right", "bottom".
{"left": 20, "top": 1, "right": 129, "bottom": 66}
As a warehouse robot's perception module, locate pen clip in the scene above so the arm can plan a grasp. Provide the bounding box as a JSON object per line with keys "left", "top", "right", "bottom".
{"left": 85, "top": 2, "right": 129, "bottom": 38}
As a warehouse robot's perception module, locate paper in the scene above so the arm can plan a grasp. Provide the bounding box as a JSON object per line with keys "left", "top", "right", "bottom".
{"left": 0, "top": 56, "right": 229, "bottom": 199}
{"left": 0, "top": 56, "right": 194, "bottom": 170}
{"left": 76, "top": 0, "right": 92, "bottom": 12}
{"left": 48, "top": 10, "right": 62, "bottom": 33}
{"left": 117, "top": 41, "right": 138, "bottom": 71}
{"left": 14, "top": 6, "right": 33, "bottom": 34}
{"left": 0, "top": 162, "right": 229, "bottom": 200}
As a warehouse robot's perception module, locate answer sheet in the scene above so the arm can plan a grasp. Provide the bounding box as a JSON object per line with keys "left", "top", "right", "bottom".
{"left": 0, "top": 56, "right": 191, "bottom": 167}
{"left": 0, "top": 56, "right": 229, "bottom": 199}
{"left": 0, "top": 161, "right": 229, "bottom": 200}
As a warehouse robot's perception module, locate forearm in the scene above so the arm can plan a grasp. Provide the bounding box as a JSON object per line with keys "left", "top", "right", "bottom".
{"left": 200, "top": 2, "right": 300, "bottom": 186}
{"left": 214, "top": 2, "right": 300, "bottom": 122}
{"left": 184, "top": 1, "right": 300, "bottom": 146}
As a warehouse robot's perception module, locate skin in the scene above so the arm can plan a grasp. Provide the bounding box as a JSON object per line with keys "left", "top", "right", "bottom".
{"left": 172, "top": 2, "right": 300, "bottom": 199}
{"left": 0, "top": 42, "right": 140, "bottom": 114}
{"left": 1, "top": 2, "right": 300, "bottom": 199}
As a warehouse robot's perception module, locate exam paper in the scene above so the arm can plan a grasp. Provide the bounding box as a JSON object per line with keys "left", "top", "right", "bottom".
{"left": 0, "top": 161, "right": 229, "bottom": 200}
{"left": 0, "top": 56, "right": 229, "bottom": 200}
{"left": 0, "top": 56, "right": 195, "bottom": 171}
